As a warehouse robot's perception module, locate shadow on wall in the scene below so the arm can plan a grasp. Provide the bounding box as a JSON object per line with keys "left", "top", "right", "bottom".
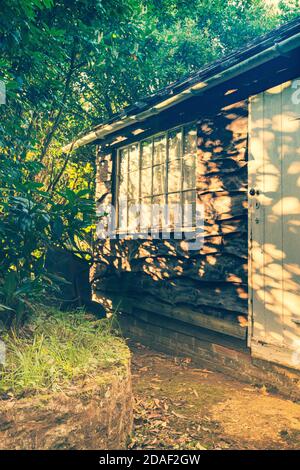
{"left": 91, "top": 99, "right": 250, "bottom": 332}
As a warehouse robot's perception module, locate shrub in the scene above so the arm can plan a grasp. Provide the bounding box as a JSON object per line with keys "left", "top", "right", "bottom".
{"left": 0, "top": 157, "right": 95, "bottom": 325}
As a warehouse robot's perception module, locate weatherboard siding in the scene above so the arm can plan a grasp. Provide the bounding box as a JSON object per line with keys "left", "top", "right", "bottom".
{"left": 91, "top": 98, "right": 248, "bottom": 340}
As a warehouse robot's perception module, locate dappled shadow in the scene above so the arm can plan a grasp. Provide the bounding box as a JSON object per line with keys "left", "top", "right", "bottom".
{"left": 130, "top": 343, "right": 300, "bottom": 450}
{"left": 249, "top": 80, "right": 300, "bottom": 359}
{"left": 92, "top": 99, "right": 249, "bottom": 339}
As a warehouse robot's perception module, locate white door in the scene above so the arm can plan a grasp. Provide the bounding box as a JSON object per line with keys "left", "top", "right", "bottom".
{"left": 248, "top": 78, "right": 300, "bottom": 370}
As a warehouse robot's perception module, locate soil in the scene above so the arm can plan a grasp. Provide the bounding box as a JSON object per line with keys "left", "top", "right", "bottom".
{"left": 0, "top": 361, "right": 133, "bottom": 450}
{"left": 129, "top": 343, "right": 300, "bottom": 450}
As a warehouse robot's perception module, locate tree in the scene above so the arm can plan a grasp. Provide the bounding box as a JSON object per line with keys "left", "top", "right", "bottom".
{"left": 0, "top": 0, "right": 299, "bottom": 322}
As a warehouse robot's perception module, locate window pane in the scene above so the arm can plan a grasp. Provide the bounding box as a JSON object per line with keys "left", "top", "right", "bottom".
{"left": 128, "top": 170, "right": 139, "bottom": 199}
{"left": 119, "top": 148, "right": 128, "bottom": 175}
{"left": 153, "top": 135, "right": 166, "bottom": 166}
{"left": 152, "top": 195, "right": 165, "bottom": 230}
{"left": 141, "top": 139, "right": 152, "bottom": 168}
{"left": 118, "top": 198, "right": 128, "bottom": 231}
{"left": 128, "top": 144, "right": 139, "bottom": 172}
{"left": 153, "top": 164, "right": 165, "bottom": 195}
{"left": 182, "top": 155, "right": 196, "bottom": 190}
{"left": 168, "top": 159, "right": 181, "bottom": 193}
{"left": 128, "top": 200, "right": 140, "bottom": 232}
{"left": 140, "top": 197, "right": 152, "bottom": 231}
{"left": 167, "top": 192, "right": 182, "bottom": 229}
{"left": 119, "top": 171, "right": 128, "bottom": 196}
{"left": 183, "top": 124, "right": 197, "bottom": 157}
{"left": 183, "top": 190, "right": 196, "bottom": 227}
{"left": 141, "top": 167, "right": 152, "bottom": 197}
{"left": 168, "top": 129, "right": 182, "bottom": 161}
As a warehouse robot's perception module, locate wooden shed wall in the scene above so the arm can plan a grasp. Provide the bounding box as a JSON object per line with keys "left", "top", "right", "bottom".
{"left": 91, "top": 99, "right": 248, "bottom": 340}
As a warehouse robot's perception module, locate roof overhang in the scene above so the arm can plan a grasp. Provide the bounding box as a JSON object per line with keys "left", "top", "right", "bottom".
{"left": 62, "top": 28, "right": 300, "bottom": 153}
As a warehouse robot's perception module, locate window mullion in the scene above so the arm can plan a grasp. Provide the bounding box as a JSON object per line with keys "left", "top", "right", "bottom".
{"left": 151, "top": 137, "right": 154, "bottom": 200}
{"left": 138, "top": 143, "right": 142, "bottom": 232}
{"left": 115, "top": 149, "right": 120, "bottom": 231}
{"left": 165, "top": 131, "right": 169, "bottom": 231}
{"left": 127, "top": 149, "right": 129, "bottom": 230}
{"left": 165, "top": 131, "right": 169, "bottom": 207}
{"left": 150, "top": 138, "right": 154, "bottom": 233}
{"left": 180, "top": 126, "right": 184, "bottom": 228}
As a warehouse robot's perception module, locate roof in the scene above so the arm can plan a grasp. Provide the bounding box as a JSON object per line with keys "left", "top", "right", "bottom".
{"left": 63, "top": 16, "right": 300, "bottom": 152}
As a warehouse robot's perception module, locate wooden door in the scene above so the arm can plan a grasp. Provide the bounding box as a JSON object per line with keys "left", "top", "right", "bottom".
{"left": 248, "top": 78, "right": 300, "bottom": 369}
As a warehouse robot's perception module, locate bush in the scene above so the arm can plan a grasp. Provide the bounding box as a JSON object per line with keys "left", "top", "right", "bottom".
{"left": 0, "top": 156, "right": 95, "bottom": 325}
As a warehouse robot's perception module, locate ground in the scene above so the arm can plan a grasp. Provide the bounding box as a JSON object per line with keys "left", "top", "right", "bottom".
{"left": 129, "top": 343, "right": 300, "bottom": 450}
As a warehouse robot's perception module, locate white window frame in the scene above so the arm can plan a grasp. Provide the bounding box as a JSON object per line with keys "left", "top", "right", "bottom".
{"left": 115, "top": 121, "right": 198, "bottom": 234}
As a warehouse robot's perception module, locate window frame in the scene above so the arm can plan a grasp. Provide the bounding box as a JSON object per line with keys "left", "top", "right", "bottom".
{"left": 115, "top": 121, "right": 198, "bottom": 234}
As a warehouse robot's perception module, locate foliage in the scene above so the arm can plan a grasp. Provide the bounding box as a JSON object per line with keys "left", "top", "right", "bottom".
{"left": 0, "top": 306, "right": 127, "bottom": 396}
{"left": 1, "top": 1, "right": 298, "bottom": 187}
{"left": 0, "top": 0, "right": 141, "bottom": 321}
{"left": 0, "top": 0, "right": 299, "bottom": 321}
{"left": 0, "top": 155, "right": 95, "bottom": 324}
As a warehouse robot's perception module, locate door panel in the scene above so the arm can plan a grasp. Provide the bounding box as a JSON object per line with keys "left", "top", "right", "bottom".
{"left": 249, "top": 79, "right": 300, "bottom": 369}
{"left": 281, "top": 82, "right": 300, "bottom": 352}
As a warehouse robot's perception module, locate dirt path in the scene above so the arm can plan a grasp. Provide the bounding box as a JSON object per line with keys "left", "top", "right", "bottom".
{"left": 129, "top": 343, "right": 300, "bottom": 450}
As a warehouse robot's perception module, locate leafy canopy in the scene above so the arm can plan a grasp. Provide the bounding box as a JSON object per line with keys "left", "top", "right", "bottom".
{"left": 0, "top": 0, "right": 299, "bottom": 322}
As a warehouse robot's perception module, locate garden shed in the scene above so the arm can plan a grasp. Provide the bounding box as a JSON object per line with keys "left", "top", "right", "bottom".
{"left": 65, "top": 18, "right": 300, "bottom": 395}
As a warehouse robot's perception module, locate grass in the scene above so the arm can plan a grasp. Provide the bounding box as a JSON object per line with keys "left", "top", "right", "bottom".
{"left": 0, "top": 306, "right": 128, "bottom": 396}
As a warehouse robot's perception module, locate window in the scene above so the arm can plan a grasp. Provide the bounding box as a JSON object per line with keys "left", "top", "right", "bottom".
{"left": 116, "top": 123, "right": 197, "bottom": 232}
